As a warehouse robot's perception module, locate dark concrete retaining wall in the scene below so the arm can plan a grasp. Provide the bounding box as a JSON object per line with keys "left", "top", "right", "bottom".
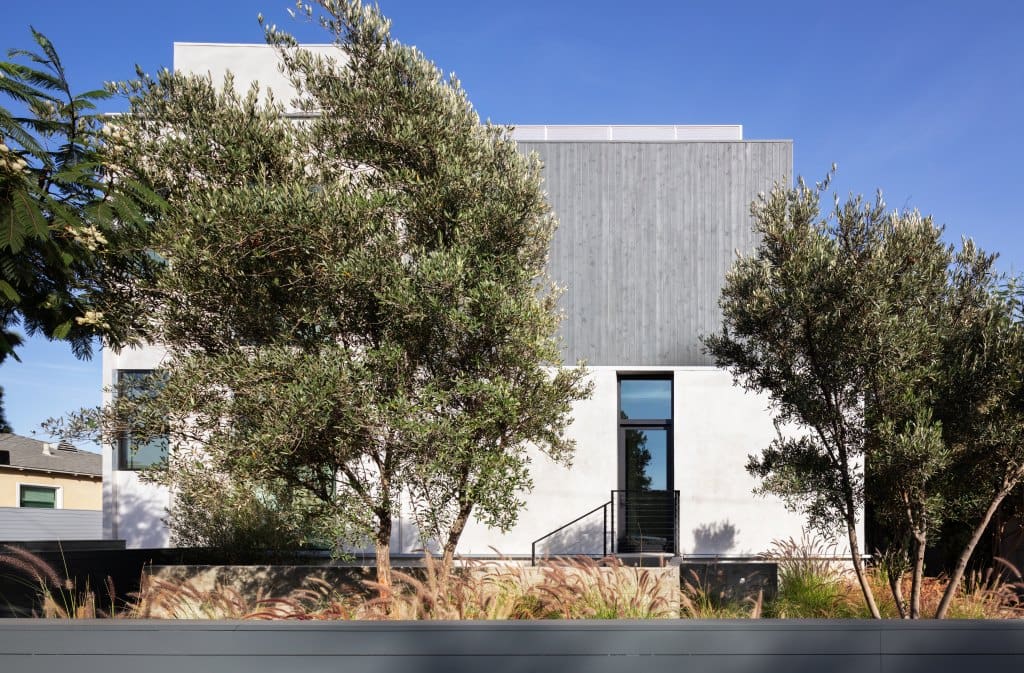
{"left": 0, "top": 547, "right": 233, "bottom": 617}
{"left": 679, "top": 561, "right": 778, "bottom": 602}
{"left": 0, "top": 546, "right": 381, "bottom": 617}
{"left": 1, "top": 619, "right": 1023, "bottom": 673}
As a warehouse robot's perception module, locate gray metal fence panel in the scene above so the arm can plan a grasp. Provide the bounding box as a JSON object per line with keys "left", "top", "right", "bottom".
{"left": 0, "top": 507, "right": 101, "bottom": 541}
{"left": 0, "top": 619, "right": 1022, "bottom": 673}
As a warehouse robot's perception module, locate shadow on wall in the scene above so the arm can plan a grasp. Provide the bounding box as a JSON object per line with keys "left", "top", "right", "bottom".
{"left": 346, "top": 516, "right": 446, "bottom": 557}
{"left": 692, "top": 520, "right": 738, "bottom": 556}
{"left": 115, "top": 486, "right": 171, "bottom": 548}
{"left": 394, "top": 517, "right": 442, "bottom": 556}
{"left": 536, "top": 519, "right": 606, "bottom": 558}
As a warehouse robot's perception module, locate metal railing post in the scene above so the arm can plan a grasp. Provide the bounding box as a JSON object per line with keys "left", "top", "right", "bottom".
{"left": 610, "top": 490, "right": 616, "bottom": 554}
{"left": 603, "top": 503, "right": 608, "bottom": 557}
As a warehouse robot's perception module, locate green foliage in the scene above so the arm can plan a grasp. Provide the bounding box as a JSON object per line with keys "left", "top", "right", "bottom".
{"left": 762, "top": 533, "right": 853, "bottom": 618}
{"left": 0, "top": 29, "right": 162, "bottom": 363}
{"left": 702, "top": 171, "right": 1001, "bottom": 617}
{"left": 62, "top": 0, "right": 589, "bottom": 581}
{"left": 0, "top": 386, "right": 11, "bottom": 433}
{"left": 163, "top": 455, "right": 336, "bottom": 561}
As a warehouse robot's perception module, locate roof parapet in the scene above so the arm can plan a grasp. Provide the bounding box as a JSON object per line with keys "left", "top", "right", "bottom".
{"left": 510, "top": 125, "right": 743, "bottom": 142}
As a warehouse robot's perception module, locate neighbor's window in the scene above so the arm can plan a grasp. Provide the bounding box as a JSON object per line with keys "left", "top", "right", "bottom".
{"left": 20, "top": 485, "right": 58, "bottom": 509}
{"left": 117, "top": 370, "right": 169, "bottom": 471}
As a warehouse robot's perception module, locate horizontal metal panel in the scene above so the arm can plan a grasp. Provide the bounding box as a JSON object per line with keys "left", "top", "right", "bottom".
{"left": 0, "top": 507, "right": 101, "bottom": 541}
{"left": 0, "top": 621, "right": 1022, "bottom": 673}
{"left": 519, "top": 140, "right": 793, "bottom": 366}
{"left": 0, "top": 654, "right": 882, "bottom": 673}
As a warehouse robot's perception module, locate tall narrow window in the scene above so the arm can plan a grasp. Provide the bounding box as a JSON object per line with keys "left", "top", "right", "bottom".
{"left": 618, "top": 375, "right": 673, "bottom": 492}
{"left": 117, "top": 370, "right": 169, "bottom": 470}
{"left": 617, "top": 374, "right": 675, "bottom": 553}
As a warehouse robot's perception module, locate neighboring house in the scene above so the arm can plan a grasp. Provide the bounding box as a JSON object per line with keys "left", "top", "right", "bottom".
{"left": 104, "top": 44, "right": 845, "bottom": 557}
{"left": 0, "top": 433, "right": 102, "bottom": 541}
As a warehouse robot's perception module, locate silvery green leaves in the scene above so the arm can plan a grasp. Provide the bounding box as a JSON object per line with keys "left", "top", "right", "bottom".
{"left": 704, "top": 173, "right": 1016, "bottom": 618}
{"left": 104, "top": 1, "right": 590, "bottom": 584}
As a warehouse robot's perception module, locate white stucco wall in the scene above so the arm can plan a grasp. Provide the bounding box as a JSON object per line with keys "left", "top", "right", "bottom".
{"left": 102, "top": 344, "right": 172, "bottom": 548}
{"left": 103, "top": 347, "right": 841, "bottom": 555}
{"left": 173, "top": 43, "right": 341, "bottom": 111}
{"left": 454, "top": 366, "right": 833, "bottom": 558}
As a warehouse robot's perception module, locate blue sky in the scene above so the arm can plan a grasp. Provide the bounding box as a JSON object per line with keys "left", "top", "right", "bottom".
{"left": 2, "top": 0, "right": 1023, "bottom": 447}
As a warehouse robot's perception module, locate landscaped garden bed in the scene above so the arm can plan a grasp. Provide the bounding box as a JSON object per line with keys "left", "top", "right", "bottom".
{"left": 1, "top": 541, "right": 1020, "bottom": 621}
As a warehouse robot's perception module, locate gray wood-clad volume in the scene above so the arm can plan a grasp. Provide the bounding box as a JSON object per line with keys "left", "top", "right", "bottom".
{"left": 520, "top": 140, "right": 793, "bottom": 366}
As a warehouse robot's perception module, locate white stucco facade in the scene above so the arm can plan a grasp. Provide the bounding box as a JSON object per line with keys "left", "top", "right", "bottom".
{"left": 102, "top": 347, "right": 838, "bottom": 556}
{"left": 101, "top": 344, "right": 171, "bottom": 547}
{"left": 457, "top": 366, "right": 814, "bottom": 558}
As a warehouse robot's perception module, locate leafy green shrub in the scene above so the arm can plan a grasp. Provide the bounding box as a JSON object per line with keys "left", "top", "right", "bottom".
{"left": 762, "top": 532, "right": 855, "bottom": 618}
{"left": 679, "top": 570, "right": 761, "bottom": 619}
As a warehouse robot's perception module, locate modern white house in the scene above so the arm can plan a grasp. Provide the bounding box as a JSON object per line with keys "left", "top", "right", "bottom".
{"left": 103, "top": 43, "right": 835, "bottom": 559}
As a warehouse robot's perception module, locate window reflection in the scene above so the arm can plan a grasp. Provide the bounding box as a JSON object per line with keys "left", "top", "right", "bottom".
{"left": 117, "top": 370, "right": 169, "bottom": 470}
{"left": 619, "top": 379, "right": 671, "bottom": 419}
{"left": 624, "top": 428, "right": 667, "bottom": 491}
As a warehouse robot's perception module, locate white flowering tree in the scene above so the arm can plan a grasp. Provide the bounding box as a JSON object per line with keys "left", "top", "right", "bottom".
{"left": 0, "top": 29, "right": 162, "bottom": 363}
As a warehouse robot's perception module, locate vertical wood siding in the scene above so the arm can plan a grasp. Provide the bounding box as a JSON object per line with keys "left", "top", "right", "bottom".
{"left": 519, "top": 140, "right": 793, "bottom": 366}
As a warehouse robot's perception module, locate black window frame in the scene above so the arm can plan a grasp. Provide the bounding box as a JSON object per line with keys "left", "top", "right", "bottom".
{"left": 116, "top": 369, "right": 169, "bottom": 471}
{"left": 617, "top": 373, "right": 674, "bottom": 492}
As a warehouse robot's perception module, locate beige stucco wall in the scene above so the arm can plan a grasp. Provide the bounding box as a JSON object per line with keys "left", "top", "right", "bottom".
{"left": 0, "top": 469, "right": 102, "bottom": 510}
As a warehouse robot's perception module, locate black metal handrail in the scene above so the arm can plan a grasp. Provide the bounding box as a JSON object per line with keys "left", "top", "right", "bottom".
{"left": 530, "top": 489, "right": 681, "bottom": 565}
{"left": 530, "top": 500, "right": 611, "bottom": 566}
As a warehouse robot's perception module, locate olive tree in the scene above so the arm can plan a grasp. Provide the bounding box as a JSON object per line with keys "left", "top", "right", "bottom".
{"left": 703, "top": 174, "right": 999, "bottom": 618}
{"left": 74, "top": 0, "right": 589, "bottom": 587}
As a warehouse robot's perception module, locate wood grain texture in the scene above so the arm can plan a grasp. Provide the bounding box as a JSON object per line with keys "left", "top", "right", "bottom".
{"left": 519, "top": 140, "right": 793, "bottom": 366}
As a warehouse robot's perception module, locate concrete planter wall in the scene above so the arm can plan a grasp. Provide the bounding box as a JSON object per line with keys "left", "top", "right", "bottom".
{"left": 1, "top": 619, "right": 1023, "bottom": 672}
{"left": 145, "top": 564, "right": 682, "bottom": 617}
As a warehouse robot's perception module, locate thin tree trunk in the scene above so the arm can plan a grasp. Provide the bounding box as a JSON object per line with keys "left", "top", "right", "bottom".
{"left": 846, "top": 513, "right": 881, "bottom": 619}
{"left": 909, "top": 530, "right": 926, "bottom": 619}
{"left": 441, "top": 501, "right": 473, "bottom": 575}
{"left": 887, "top": 567, "right": 907, "bottom": 619}
{"left": 934, "top": 485, "right": 1012, "bottom": 619}
{"left": 375, "top": 517, "right": 393, "bottom": 592}
{"left": 837, "top": 443, "right": 881, "bottom": 619}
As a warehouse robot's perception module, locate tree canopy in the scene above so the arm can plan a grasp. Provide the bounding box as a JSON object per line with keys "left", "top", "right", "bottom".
{"left": 704, "top": 173, "right": 1023, "bottom": 618}
{"left": 0, "top": 28, "right": 161, "bottom": 364}
{"left": 68, "top": 0, "right": 589, "bottom": 586}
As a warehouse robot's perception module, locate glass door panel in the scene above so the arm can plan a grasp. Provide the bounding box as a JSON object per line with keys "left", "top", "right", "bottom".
{"left": 624, "top": 428, "right": 668, "bottom": 491}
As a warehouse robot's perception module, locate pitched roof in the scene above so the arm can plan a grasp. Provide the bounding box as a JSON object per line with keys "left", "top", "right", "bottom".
{"left": 0, "top": 434, "right": 101, "bottom": 478}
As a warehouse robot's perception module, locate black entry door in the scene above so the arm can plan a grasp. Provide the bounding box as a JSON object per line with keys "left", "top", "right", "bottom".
{"left": 620, "top": 427, "right": 674, "bottom": 552}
